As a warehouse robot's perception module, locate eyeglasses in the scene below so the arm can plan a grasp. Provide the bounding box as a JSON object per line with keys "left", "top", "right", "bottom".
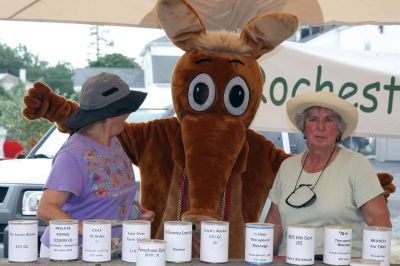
{"left": 285, "top": 184, "right": 317, "bottom": 208}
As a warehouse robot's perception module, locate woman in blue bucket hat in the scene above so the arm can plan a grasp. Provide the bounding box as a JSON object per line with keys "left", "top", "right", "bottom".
{"left": 37, "top": 72, "right": 154, "bottom": 257}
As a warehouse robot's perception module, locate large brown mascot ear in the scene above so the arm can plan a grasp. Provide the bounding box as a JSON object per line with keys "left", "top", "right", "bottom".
{"left": 156, "top": 0, "right": 206, "bottom": 52}
{"left": 157, "top": 0, "right": 298, "bottom": 59}
{"left": 241, "top": 13, "right": 298, "bottom": 58}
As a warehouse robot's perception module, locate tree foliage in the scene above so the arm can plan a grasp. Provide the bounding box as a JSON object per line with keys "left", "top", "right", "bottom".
{"left": 28, "top": 62, "right": 76, "bottom": 98}
{"left": 0, "top": 42, "right": 76, "bottom": 154}
{"left": 0, "top": 44, "right": 28, "bottom": 76}
{"left": 0, "top": 83, "right": 52, "bottom": 153}
{"left": 0, "top": 43, "right": 75, "bottom": 98}
{"left": 88, "top": 53, "right": 140, "bottom": 68}
{"left": 0, "top": 31, "right": 141, "bottom": 154}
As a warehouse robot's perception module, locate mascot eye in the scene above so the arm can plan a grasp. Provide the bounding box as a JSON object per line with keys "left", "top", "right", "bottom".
{"left": 188, "top": 73, "right": 216, "bottom": 112}
{"left": 224, "top": 76, "right": 249, "bottom": 116}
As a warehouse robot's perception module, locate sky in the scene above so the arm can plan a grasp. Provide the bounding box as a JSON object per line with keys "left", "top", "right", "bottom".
{"left": 1, "top": 20, "right": 399, "bottom": 71}
{"left": 0, "top": 20, "right": 166, "bottom": 68}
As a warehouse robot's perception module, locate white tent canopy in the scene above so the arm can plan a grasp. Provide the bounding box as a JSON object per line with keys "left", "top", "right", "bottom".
{"left": 252, "top": 42, "right": 400, "bottom": 138}
{"left": 1, "top": 0, "right": 400, "bottom": 30}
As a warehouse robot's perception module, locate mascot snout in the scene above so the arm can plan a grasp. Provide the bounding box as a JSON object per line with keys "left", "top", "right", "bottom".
{"left": 180, "top": 114, "right": 247, "bottom": 223}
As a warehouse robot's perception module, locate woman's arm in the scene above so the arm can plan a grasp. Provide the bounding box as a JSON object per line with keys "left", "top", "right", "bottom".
{"left": 37, "top": 189, "right": 71, "bottom": 223}
{"left": 265, "top": 202, "right": 283, "bottom": 253}
{"left": 360, "top": 194, "right": 392, "bottom": 227}
{"left": 36, "top": 189, "right": 82, "bottom": 233}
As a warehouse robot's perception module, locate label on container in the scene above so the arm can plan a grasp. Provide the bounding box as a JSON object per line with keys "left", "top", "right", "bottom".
{"left": 8, "top": 220, "right": 38, "bottom": 262}
{"left": 82, "top": 220, "right": 111, "bottom": 262}
{"left": 286, "top": 224, "right": 315, "bottom": 265}
{"left": 136, "top": 239, "right": 166, "bottom": 266}
{"left": 122, "top": 220, "right": 151, "bottom": 262}
{"left": 164, "top": 221, "right": 192, "bottom": 262}
{"left": 362, "top": 226, "right": 391, "bottom": 266}
{"left": 49, "top": 219, "right": 79, "bottom": 261}
{"left": 200, "top": 221, "right": 229, "bottom": 263}
{"left": 323, "top": 224, "right": 352, "bottom": 265}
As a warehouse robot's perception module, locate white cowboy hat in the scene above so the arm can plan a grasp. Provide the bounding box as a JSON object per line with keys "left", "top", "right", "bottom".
{"left": 286, "top": 91, "right": 358, "bottom": 139}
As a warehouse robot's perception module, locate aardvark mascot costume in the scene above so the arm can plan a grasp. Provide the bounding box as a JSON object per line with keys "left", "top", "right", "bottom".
{"left": 22, "top": 0, "right": 395, "bottom": 259}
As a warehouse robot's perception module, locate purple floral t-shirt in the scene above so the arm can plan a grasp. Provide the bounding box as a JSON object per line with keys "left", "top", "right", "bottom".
{"left": 41, "top": 133, "right": 136, "bottom": 246}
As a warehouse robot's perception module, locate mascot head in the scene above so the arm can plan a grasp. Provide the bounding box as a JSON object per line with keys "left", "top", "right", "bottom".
{"left": 157, "top": 0, "right": 298, "bottom": 222}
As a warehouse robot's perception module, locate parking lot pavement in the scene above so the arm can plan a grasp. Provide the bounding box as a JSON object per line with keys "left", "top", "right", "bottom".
{"left": 370, "top": 159, "right": 400, "bottom": 263}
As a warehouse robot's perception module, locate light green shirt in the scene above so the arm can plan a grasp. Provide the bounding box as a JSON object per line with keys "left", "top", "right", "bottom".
{"left": 269, "top": 147, "right": 383, "bottom": 257}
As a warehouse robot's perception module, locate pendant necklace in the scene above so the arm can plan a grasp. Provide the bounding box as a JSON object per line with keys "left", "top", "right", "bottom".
{"left": 293, "top": 146, "right": 337, "bottom": 191}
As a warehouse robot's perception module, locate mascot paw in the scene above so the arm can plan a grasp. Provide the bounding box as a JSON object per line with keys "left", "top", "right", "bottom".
{"left": 22, "top": 81, "right": 79, "bottom": 134}
{"left": 23, "top": 81, "right": 52, "bottom": 120}
{"left": 377, "top": 172, "right": 396, "bottom": 200}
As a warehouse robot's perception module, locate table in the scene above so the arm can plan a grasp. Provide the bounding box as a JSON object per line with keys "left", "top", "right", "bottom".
{"left": 1, "top": 257, "right": 399, "bottom": 266}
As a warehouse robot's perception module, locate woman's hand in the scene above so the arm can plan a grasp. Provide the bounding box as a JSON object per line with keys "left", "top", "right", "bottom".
{"left": 137, "top": 204, "right": 155, "bottom": 222}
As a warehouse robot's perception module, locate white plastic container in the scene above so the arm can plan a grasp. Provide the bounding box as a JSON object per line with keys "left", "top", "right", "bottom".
{"left": 164, "top": 221, "right": 192, "bottom": 262}
{"left": 245, "top": 223, "right": 274, "bottom": 264}
{"left": 200, "top": 221, "right": 229, "bottom": 263}
{"left": 136, "top": 239, "right": 166, "bottom": 266}
{"left": 82, "top": 220, "right": 111, "bottom": 262}
{"left": 8, "top": 220, "right": 38, "bottom": 262}
{"left": 323, "top": 224, "right": 352, "bottom": 265}
{"left": 121, "top": 220, "right": 151, "bottom": 262}
{"left": 49, "top": 219, "right": 79, "bottom": 261}
{"left": 362, "top": 226, "right": 391, "bottom": 266}
{"left": 286, "top": 224, "right": 315, "bottom": 265}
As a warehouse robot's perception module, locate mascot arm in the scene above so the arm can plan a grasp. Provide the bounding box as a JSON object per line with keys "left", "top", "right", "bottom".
{"left": 242, "top": 131, "right": 291, "bottom": 223}
{"left": 23, "top": 81, "right": 79, "bottom": 134}
{"left": 118, "top": 117, "right": 181, "bottom": 165}
{"left": 117, "top": 117, "right": 181, "bottom": 235}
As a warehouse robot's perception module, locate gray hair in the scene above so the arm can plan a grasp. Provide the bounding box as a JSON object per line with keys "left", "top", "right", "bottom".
{"left": 295, "top": 106, "right": 347, "bottom": 141}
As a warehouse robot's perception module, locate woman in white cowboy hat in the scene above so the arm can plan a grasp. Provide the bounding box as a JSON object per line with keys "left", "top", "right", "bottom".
{"left": 36, "top": 72, "right": 155, "bottom": 257}
{"left": 265, "top": 91, "right": 391, "bottom": 258}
